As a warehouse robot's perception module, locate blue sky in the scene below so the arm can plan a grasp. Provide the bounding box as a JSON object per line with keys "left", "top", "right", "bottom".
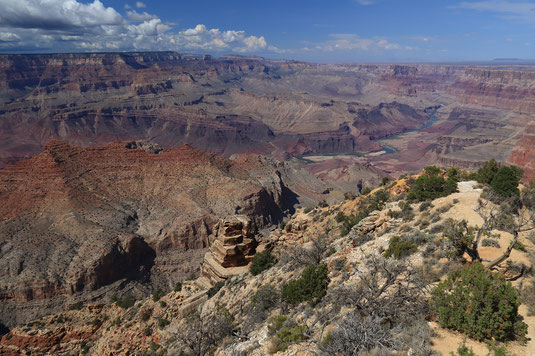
{"left": 0, "top": 0, "right": 534, "bottom": 62}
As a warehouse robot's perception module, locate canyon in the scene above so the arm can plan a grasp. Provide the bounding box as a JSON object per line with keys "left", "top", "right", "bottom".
{"left": 0, "top": 139, "right": 330, "bottom": 327}
{"left": 2, "top": 52, "right": 535, "bottom": 335}
{"left": 1, "top": 53, "right": 534, "bottom": 183}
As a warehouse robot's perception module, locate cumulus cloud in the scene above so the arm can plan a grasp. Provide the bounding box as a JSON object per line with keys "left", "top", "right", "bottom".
{"left": 169, "top": 24, "right": 267, "bottom": 52}
{"left": 126, "top": 10, "right": 158, "bottom": 22}
{"left": 0, "top": 0, "right": 273, "bottom": 53}
{"left": 0, "top": 0, "right": 123, "bottom": 31}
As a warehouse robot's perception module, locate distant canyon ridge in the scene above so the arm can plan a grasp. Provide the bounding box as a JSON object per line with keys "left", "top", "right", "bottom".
{"left": 1, "top": 52, "right": 535, "bottom": 180}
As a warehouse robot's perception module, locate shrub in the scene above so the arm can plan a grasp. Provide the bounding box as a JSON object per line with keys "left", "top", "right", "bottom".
{"left": 447, "top": 167, "right": 461, "bottom": 182}
{"left": 249, "top": 284, "right": 279, "bottom": 322}
{"left": 407, "top": 174, "right": 457, "bottom": 202}
{"left": 159, "top": 301, "right": 167, "bottom": 308}
{"left": 381, "top": 177, "right": 390, "bottom": 186}
{"left": 361, "top": 187, "right": 372, "bottom": 195}
{"left": 80, "top": 341, "right": 90, "bottom": 354}
{"left": 419, "top": 201, "right": 433, "bottom": 212}
{"left": 490, "top": 166, "right": 523, "bottom": 198}
{"left": 451, "top": 341, "right": 476, "bottom": 356}
{"left": 513, "top": 240, "right": 527, "bottom": 252}
{"left": 477, "top": 159, "right": 500, "bottom": 184}
{"left": 281, "top": 264, "right": 329, "bottom": 306}
{"left": 335, "top": 211, "right": 345, "bottom": 223}
{"left": 250, "top": 250, "right": 277, "bottom": 276}
{"left": 318, "top": 200, "right": 328, "bottom": 208}
{"left": 139, "top": 307, "right": 153, "bottom": 322}
{"left": 435, "top": 203, "right": 454, "bottom": 214}
{"left": 152, "top": 288, "right": 166, "bottom": 302}
{"left": 68, "top": 301, "right": 84, "bottom": 311}
{"left": 207, "top": 281, "right": 224, "bottom": 298}
{"left": 387, "top": 209, "right": 402, "bottom": 219}
{"left": 174, "top": 282, "right": 182, "bottom": 292}
{"left": 158, "top": 318, "right": 170, "bottom": 329}
{"left": 481, "top": 238, "right": 500, "bottom": 248}
{"left": 424, "top": 165, "right": 442, "bottom": 176}
{"left": 352, "top": 234, "right": 373, "bottom": 247}
{"left": 521, "top": 279, "right": 535, "bottom": 316}
{"left": 112, "top": 295, "right": 135, "bottom": 309}
{"left": 431, "top": 262, "right": 527, "bottom": 342}
{"left": 333, "top": 258, "right": 346, "bottom": 271}
{"left": 340, "top": 189, "right": 390, "bottom": 236}
{"left": 268, "top": 316, "right": 307, "bottom": 352}
{"left": 144, "top": 326, "right": 152, "bottom": 336}
{"left": 384, "top": 235, "right": 418, "bottom": 259}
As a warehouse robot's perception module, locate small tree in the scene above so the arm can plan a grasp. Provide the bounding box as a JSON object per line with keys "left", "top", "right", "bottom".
{"left": 249, "top": 250, "right": 277, "bottom": 276}
{"left": 407, "top": 167, "right": 457, "bottom": 202}
{"left": 490, "top": 166, "right": 523, "bottom": 198}
{"left": 174, "top": 310, "right": 234, "bottom": 356}
{"left": 477, "top": 159, "right": 500, "bottom": 184}
{"left": 431, "top": 262, "right": 527, "bottom": 342}
{"left": 281, "top": 264, "right": 329, "bottom": 306}
{"left": 443, "top": 182, "right": 535, "bottom": 271}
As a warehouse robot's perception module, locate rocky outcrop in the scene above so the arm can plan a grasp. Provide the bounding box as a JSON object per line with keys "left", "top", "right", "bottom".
{"left": 199, "top": 216, "right": 257, "bottom": 287}
{"left": 209, "top": 216, "right": 257, "bottom": 268}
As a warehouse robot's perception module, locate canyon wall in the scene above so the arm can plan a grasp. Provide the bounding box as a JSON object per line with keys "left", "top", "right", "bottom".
{"left": 0, "top": 140, "right": 328, "bottom": 326}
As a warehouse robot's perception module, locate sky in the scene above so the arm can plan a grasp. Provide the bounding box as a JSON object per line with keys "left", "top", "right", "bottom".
{"left": 0, "top": 0, "right": 534, "bottom": 62}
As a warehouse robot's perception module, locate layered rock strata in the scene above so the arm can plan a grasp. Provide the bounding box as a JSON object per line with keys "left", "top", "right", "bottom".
{"left": 199, "top": 216, "right": 257, "bottom": 287}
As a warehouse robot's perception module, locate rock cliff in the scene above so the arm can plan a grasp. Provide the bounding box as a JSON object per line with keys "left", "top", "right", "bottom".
{"left": 0, "top": 140, "right": 327, "bottom": 327}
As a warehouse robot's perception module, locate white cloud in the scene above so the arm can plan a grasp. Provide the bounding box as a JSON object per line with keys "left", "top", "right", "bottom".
{"left": 136, "top": 1, "right": 146, "bottom": 9}
{"left": 0, "top": 0, "right": 273, "bottom": 54}
{"left": 0, "top": 0, "right": 124, "bottom": 30}
{"left": 0, "top": 32, "right": 20, "bottom": 42}
{"left": 310, "top": 34, "right": 406, "bottom": 52}
{"left": 458, "top": 1, "right": 535, "bottom": 22}
{"left": 170, "top": 24, "right": 268, "bottom": 52}
{"left": 126, "top": 10, "right": 158, "bottom": 22}
{"left": 458, "top": 1, "right": 535, "bottom": 13}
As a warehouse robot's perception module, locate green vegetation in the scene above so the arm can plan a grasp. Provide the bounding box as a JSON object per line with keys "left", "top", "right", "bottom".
{"left": 174, "top": 282, "right": 182, "bottom": 292}
{"left": 431, "top": 262, "right": 527, "bottom": 342}
{"left": 450, "top": 341, "right": 476, "bottom": 356}
{"left": 407, "top": 166, "right": 457, "bottom": 202}
{"left": 476, "top": 159, "right": 523, "bottom": 198}
{"left": 338, "top": 189, "right": 390, "bottom": 236}
{"left": 491, "top": 166, "right": 523, "bottom": 198}
{"left": 513, "top": 240, "right": 527, "bottom": 252}
{"left": 152, "top": 288, "right": 166, "bottom": 302}
{"left": 481, "top": 238, "right": 500, "bottom": 248}
{"left": 361, "top": 186, "right": 372, "bottom": 195}
{"left": 158, "top": 318, "right": 170, "bottom": 329}
{"left": 207, "top": 281, "right": 225, "bottom": 298}
{"left": 281, "top": 264, "right": 329, "bottom": 306}
{"left": 477, "top": 159, "right": 500, "bottom": 184}
{"left": 384, "top": 235, "right": 418, "bottom": 259}
{"left": 249, "top": 250, "right": 277, "bottom": 276}
{"left": 68, "top": 301, "right": 84, "bottom": 311}
{"left": 111, "top": 295, "right": 135, "bottom": 309}
{"left": 268, "top": 316, "right": 307, "bottom": 352}
{"left": 447, "top": 167, "right": 461, "bottom": 182}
